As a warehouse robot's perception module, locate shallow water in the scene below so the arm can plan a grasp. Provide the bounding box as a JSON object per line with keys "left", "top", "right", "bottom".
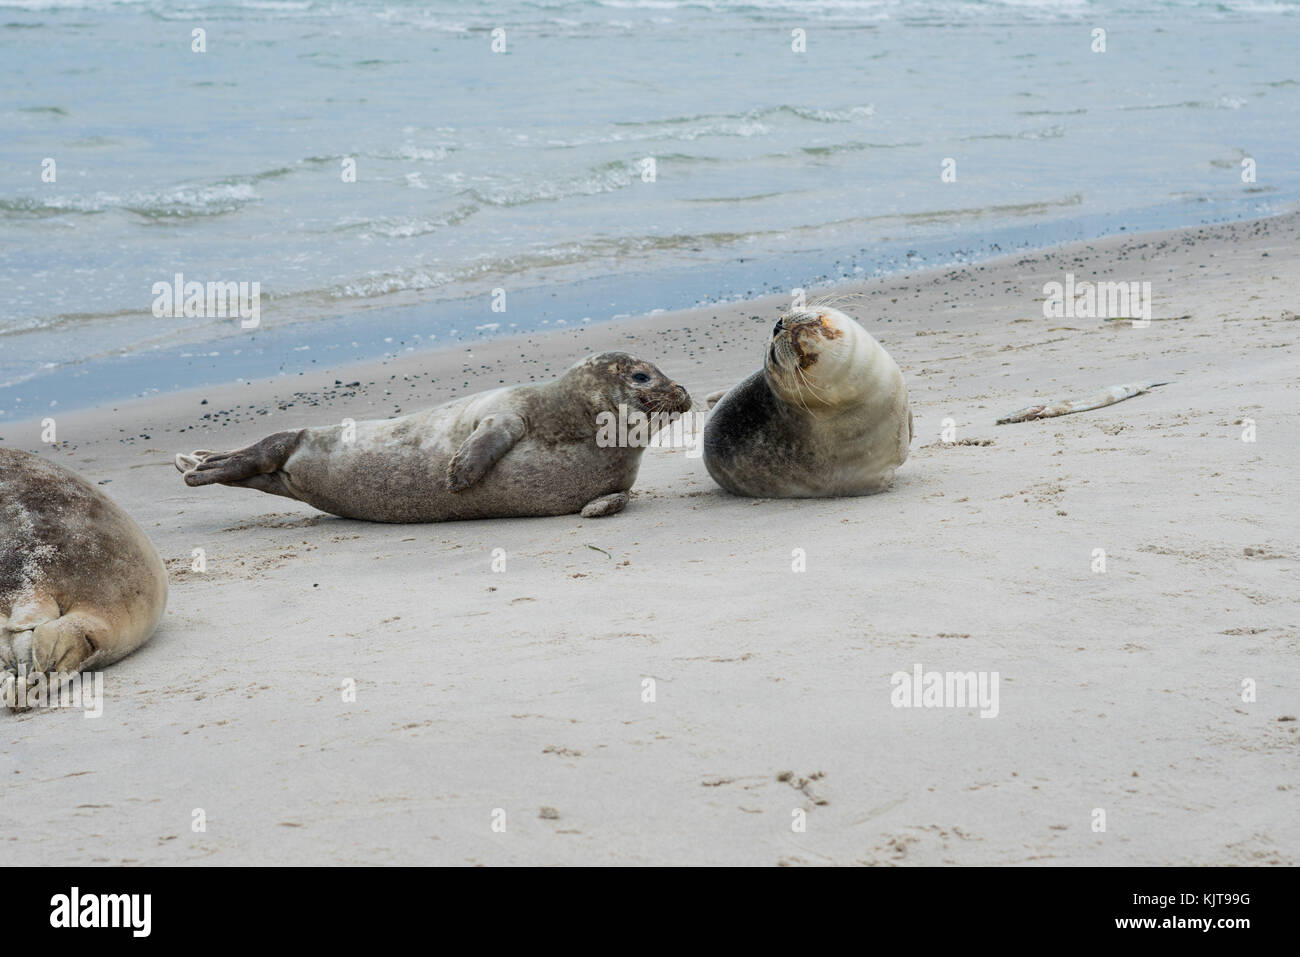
{"left": 1, "top": 0, "right": 1297, "bottom": 413}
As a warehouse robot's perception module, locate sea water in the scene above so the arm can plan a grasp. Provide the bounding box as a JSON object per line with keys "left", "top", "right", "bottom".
{"left": 1, "top": 0, "right": 1297, "bottom": 414}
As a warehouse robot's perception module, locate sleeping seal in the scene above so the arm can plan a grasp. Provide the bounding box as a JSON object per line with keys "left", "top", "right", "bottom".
{"left": 1, "top": 449, "right": 167, "bottom": 699}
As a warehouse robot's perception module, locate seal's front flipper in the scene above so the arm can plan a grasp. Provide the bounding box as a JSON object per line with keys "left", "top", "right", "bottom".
{"left": 579, "top": 491, "right": 629, "bottom": 518}
{"left": 446, "top": 413, "right": 526, "bottom": 492}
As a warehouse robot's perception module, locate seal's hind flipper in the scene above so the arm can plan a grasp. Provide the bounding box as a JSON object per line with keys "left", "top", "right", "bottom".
{"left": 174, "top": 451, "right": 212, "bottom": 473}
{"left": 446, "top": 413, "right": 526, "bottom": 492}
{"left": 32, "top": 612, "right": 112, "bottom": 674}
{"left": 580, "top": 491, "right": 629, "bottom": 518}
{"left": 181, "top": 450, "right": 260, "bottom": 486}
{"left": 178, "top": 431, "right": 302, "bottom": 487}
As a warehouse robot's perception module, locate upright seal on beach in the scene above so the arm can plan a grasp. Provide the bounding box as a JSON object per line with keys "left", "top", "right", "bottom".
{"left": 175, "top": 352, "right": 692, "bottom": 522}
{"left": 702, "top": 305, "right": 912, "bottom": 498}
{"left": 1, "top": 449, "right": 167, "bottom": 685}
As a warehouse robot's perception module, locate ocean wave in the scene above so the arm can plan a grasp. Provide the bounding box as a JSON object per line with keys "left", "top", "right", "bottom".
{"left": 330, "top": 149, "right": 726, "bottom": 227}
{"left": 611, "top": 104, "right": 875, "bottom": 126}
{"left": 333, "top": 202, "right": 480, "bottom": 238}
{"left": 682, "top": 190, "right": 807, "bottom": 203}
{"left": 0, "top": 188, "right": 1089, "bottom": 347}
{"left": 0, "top": 0, "right": 158, "bottom": 10}
{"left": 1121, "top": 95, "right": 1251, "bottom": 111}
{"left": 784, "top": 105, "right": 876, "bottom": 122}
{"left": 0, "top": 157, "right": 341, "bottom": 221}
{"left": 0, "top": 304, "right": 252, "bottom": 385}
{"left": 1209, "top": 148, "right": 1252, "bottom": 168}
{"left": 440, "top": 146, "right": 864, "bottom": 209}
{"left": 322, "top": 232, "right": 762, "bottom": 301}
{"left": 0, "top": 181, "right": 259, "bottom": 220}
{"left": 463, "top": 160, "right": 638, "bottom": 207}
{"left": 547, "top": 103, "right": 874, "bottom": 147}
{"left": 61, "top": 134, "right": 126, "bottom": 147}
{"left": 0, "top": 0, "right": 1293, "bottom": 23}
{"left": 590, "top": 0, "right": 1294, "bottom": 21}
{"left": 240, "top": 1, "right": 313, "bottom": 10}
{"left": 962, "top": 123, "right": 1066, "bottom": 141}
{"left": 372, "top": 144, "right": 451, "bottom": 162}
{"left": 590, "top": 0, "right": 1086, "bottom": 22}
{"left": 147, "top": 0, "right": 320, "bottom": 21}
{"left": 894, "top": 193, "right": 1083, "bottom": 223}
{"left": 0, "top": 305, "right": 148, "bottom": 338}
{"left": 370, "top": 5, "right": 469, "bottom": 33}
{"left": 548, "top": 120, "right": 771, "bottom": 147}
{"left": 799, "top": 139, "right": 923, "bottom": 155}
{"left": 313, "top": 191, "right": 1087, "bottom": 302}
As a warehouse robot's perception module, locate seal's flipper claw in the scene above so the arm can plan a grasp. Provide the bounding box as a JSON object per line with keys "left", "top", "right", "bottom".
{"left": 579, "top": 491, "right": 629, "bottom": 518}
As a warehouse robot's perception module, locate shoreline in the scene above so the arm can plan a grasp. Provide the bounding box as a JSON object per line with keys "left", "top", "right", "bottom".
{"left": 4, "top": 210, "right": 1297, "bottom": 865}
{"left": 4, "top": 201, "right": 1295, "bottom": 422}
{"left": 4, "top": 206, "right": 1297, "bottom": 437}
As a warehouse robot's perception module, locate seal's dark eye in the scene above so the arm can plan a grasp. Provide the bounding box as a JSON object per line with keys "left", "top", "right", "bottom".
{"left": 631, "top": 372, "right": 651, "bottom": 384}
{"left": 773, "top": 320, "right": 784, "bottom": 335}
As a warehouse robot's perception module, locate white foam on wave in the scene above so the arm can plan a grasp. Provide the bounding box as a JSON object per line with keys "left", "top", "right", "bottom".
{"left": 545, "top": 103, "right": 871, "bottom": 149}
{"left": 465, "top": 162, "right": 637, "bottom": 207}
{"left": 0, "top": 0, "right": 155, "bottom": 9}
{"left": 374, "top": 144, "right": 451, "bottom": 162}
{"left": 1, "top": 182, "right": 258, "bottom": 218}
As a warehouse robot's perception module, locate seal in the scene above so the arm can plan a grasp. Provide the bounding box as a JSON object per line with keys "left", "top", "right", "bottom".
{"left": 1, "top": 449, "right": 168, "bottom": 691}
{"left": 702, "top": 305, "right": 912, "bottom": 497}
{"left": 174, "top": 352, "right": 692, "bottom": 522}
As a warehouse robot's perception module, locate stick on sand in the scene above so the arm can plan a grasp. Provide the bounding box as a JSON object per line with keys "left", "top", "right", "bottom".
{"left": 996, "top": 381, "right": 1171, "bottom": 425}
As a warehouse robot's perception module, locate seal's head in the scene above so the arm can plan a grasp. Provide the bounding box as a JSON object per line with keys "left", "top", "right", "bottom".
{"left": 764, "top": 306, "right": 875, "bottom": 410}
{"left": 567, "top": 352, "right": 692, "bottom": 423}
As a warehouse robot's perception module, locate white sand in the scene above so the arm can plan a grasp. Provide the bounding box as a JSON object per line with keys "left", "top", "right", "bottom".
{"left": 3, "top": 213, "right": 1297, "bottom": 865}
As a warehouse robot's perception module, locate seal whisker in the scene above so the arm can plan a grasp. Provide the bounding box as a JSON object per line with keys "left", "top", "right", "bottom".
{"left": 792, "top": 362, "right": 834, "bottom": 415}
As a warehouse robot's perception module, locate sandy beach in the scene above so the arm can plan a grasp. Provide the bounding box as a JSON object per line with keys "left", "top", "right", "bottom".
{"left": 3, "top": 212, "right": 1297, "bottom": 866}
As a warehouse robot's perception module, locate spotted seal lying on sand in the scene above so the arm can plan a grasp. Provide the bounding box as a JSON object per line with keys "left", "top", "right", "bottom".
{"left": 702, "top": 306, "right": 912, "bottom": 498}
{"left": 175, "top": 353, "right": 692, "bottom": 522}
{"left": 1, "top": 449, "right": 167, "bottom": 697}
